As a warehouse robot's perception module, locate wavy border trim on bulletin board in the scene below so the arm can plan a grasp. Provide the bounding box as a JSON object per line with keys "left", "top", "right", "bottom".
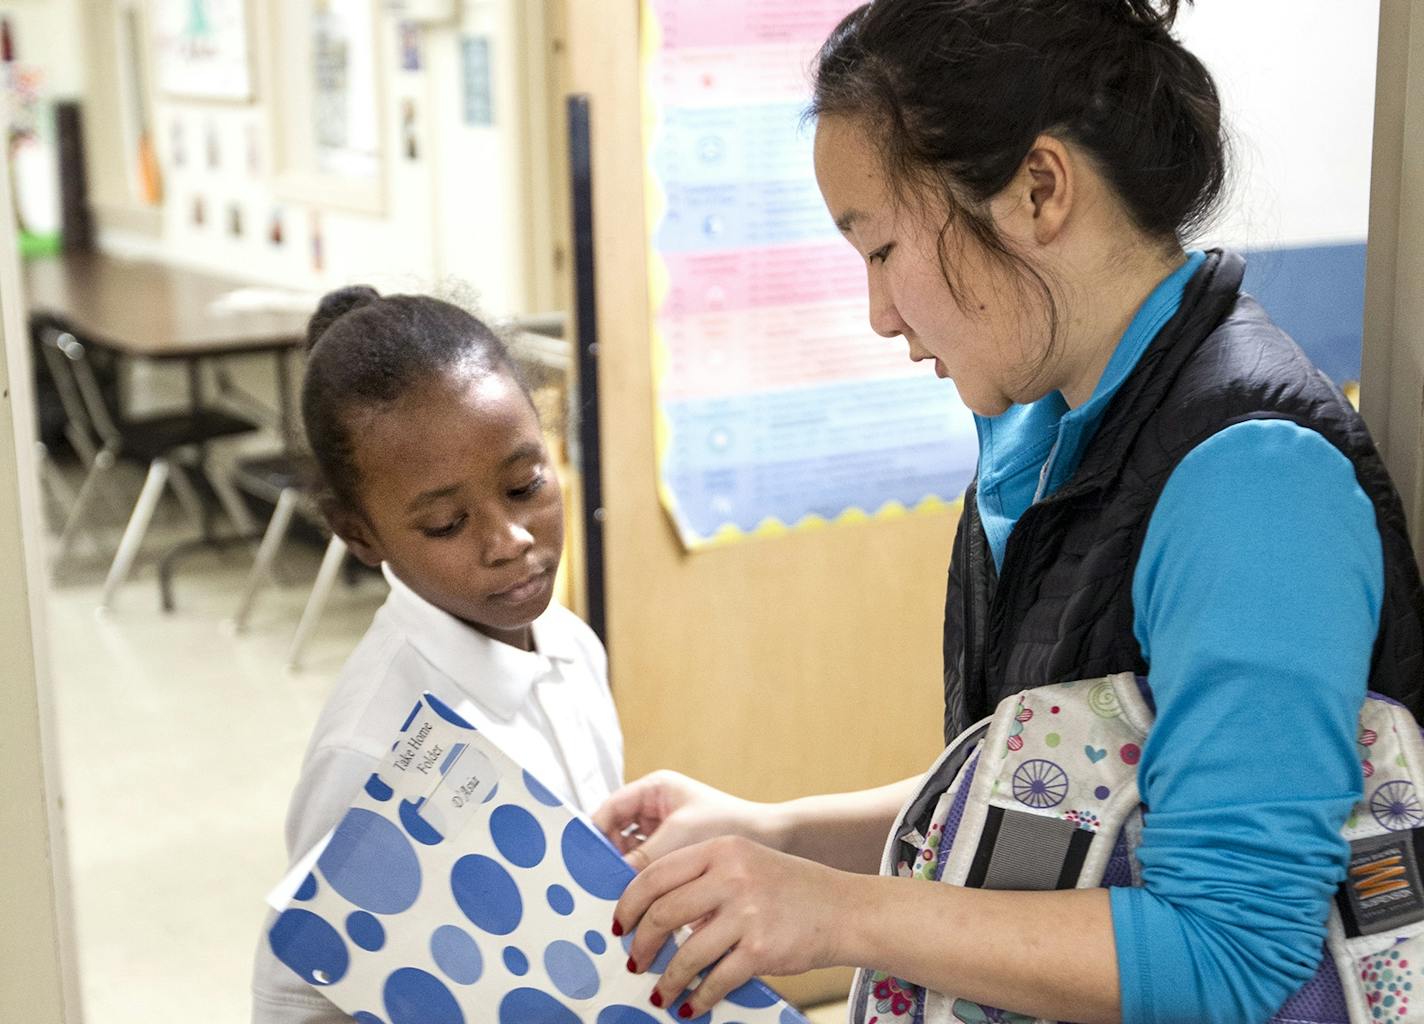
{"left": 638, "top": 2, "right": 962, "bottom": 552}
{"left": 686, "top": 495, "right": 966, "bottom": 551}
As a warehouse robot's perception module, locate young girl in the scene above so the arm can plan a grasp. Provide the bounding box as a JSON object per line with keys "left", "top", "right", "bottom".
{"left": 251, "top": 287, "right": 623, "bottom": 1024}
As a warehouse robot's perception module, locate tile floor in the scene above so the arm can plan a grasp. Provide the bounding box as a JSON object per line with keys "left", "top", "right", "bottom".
{"left": 45, "top": 510, "right": 386, "bottom": 1023}
{"left": 42, "top": 488, "right": 848, "bottom": 1023}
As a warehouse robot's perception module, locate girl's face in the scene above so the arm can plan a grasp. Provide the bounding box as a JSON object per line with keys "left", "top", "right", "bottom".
{"left": 334, "top": 370, "right": 564, "bottom": 649}
{"left": 813, "top": 116, "right": 1050, "bottom": 417}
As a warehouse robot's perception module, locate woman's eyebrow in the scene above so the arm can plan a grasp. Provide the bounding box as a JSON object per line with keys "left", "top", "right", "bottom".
{"left": 835, "top": 208, "right": 866, "bottom": 233}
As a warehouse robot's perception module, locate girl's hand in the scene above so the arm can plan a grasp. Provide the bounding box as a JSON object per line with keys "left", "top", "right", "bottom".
{"left": 614, "top": 835, "right": 853, "bottom": 1018}
{"left": 593, "top": 770, "right": 778, "bottom": 871}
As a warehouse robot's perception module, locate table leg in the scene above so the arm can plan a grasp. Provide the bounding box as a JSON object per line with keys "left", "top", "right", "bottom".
{"left": 186, "top": 358, "right": 218, "bottom": 540}
{"left": 275, "top": 347, "right": 296, "bottom": 450}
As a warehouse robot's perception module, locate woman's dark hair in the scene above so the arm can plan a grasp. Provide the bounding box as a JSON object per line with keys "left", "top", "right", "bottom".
{"left": 301, "top": 286, "right": 526, "bottom": 511}
{"left": 810, "top": 0, "right": 1226, "bottom": 377}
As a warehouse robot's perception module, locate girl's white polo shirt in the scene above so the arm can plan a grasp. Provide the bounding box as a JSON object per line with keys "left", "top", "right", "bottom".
{"left": 252, "top": 565, "right": 623, "bottom": 1024}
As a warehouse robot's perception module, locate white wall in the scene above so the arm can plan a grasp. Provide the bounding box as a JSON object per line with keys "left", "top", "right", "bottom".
{"left": 81, "top": 0, "right": 546, "bottom": 318}
{"left": 425, "top": 0, "right": 536, "bottom": 313}
{"left": 1, "top": 0, "right": 85, "bottom": 98}
{"left": 1177, "top": 0, "right": 1378, "bottom": 249}
{"left": 31, "top": 0, "right": 1374, "bottom": 307}
{"left": 151, "top": 9, "right": 468, "bottom": 300}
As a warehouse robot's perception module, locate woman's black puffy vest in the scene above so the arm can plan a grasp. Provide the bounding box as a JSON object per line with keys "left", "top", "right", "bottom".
{"left": 941, "top": 250, "right": 1424, "bottom": 743}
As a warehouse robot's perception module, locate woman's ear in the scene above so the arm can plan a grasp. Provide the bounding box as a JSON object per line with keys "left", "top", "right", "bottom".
{"left": 324, "top": 500, "right": 384, "bottom": 567}
{"left": 1021, "top": 135, "right": 1073, "bottom": 245}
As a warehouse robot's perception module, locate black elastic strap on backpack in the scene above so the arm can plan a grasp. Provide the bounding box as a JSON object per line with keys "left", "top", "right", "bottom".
{"left": 965, "top": 806, "right": 1094, "bottom": 891}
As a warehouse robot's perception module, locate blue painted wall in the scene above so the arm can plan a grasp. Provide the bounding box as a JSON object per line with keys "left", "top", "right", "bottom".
{"left": 1239, "top": 243, "right": 1367, "bottom": 384}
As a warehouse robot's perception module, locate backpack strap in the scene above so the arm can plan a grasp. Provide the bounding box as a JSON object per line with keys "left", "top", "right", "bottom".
{"left": 934, "top": 672, "right": 1152, "bottom": 894}
{"left": 849, "top": 718, "right": 996, "bottom": 1022}
{"left": 860, "top": 673, "right": 1153, "bottom": 1024}
{"left": 1326, "top": 695, "right": 1424, "bottom": 1023}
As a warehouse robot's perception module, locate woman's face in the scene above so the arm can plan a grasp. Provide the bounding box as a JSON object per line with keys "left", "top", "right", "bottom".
{"left": 813, "top": 115, "right": 1049, "bottom": 417}
{"left": 334, "top": 370, "right": 564, "bottom": 649}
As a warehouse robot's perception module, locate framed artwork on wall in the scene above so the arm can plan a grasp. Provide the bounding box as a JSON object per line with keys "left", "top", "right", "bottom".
{"left": 153, "top": 0, "right": 254, "bottom": 101}
{"left": 265, "top": 0, "right": 385, "bottom": 213}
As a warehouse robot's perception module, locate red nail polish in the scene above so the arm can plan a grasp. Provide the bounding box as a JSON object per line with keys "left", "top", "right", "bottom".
{"left": 612, "top": 919, "right": 624, "bottom": 937}
{"left": 626, "top": 956, "right": 638, "bottom": 973}
{"left": 650, "top": 991, "right": 664, "bottom": 1008}
{"left": 678, "top": 1003, "right": 694, "bottom": 1019}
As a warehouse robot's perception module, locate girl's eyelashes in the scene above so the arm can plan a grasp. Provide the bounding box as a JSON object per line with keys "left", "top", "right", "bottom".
{"left": 868, "top": 242, "right": 895, "bottom": 265}
{"left": 421, "top": 513, "right": 468, "bottom": 539}
{"left": 415, "top": 468, "right": 548, "bottom": 536}
{"left": 510, "top": 470, "right": 547, "bottom": 500}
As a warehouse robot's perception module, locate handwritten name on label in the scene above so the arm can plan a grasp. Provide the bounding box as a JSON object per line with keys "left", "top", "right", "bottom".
{"left": 450, "top": 774, "right": 485, "bottom": 808}
{"left": 436, "top": 748, "right": 499, "bottom": 819}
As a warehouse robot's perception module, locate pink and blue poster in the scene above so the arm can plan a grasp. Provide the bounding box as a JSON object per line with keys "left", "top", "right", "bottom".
{"left": 642, "top": 0, "right": 978, "bottom": 549}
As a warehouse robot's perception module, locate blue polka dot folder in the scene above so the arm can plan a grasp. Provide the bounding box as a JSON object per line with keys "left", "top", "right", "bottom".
{"left": 266, "top": 692, "right": 810, "bottom": 1024}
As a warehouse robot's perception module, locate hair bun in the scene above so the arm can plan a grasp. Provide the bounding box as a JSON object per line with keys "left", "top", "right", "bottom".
{"left": 306, "top": 285, "right": 381, "bottom": 353}
{"left": 1109, "top": 0, "right": 1188, "bottom": 30}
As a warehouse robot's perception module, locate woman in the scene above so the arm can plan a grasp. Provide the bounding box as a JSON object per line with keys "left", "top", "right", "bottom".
{"left": 594, "top": 2, "right": 1424, "bottom": 1022}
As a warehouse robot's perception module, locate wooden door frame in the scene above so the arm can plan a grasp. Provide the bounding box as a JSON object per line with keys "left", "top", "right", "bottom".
{"left": 0, "top": 99, "right": 84, "bottom": 1024}
{"left": 1363, "top": 0, "right": 1424, "bottom": 559}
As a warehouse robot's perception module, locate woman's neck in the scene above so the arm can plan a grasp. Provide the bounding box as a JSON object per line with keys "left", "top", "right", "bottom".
{"left": 1055, "top": 246, "right": 1187, "bottom": 409}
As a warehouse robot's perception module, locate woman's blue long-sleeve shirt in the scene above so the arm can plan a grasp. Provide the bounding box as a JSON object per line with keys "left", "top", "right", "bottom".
{"left": 972, "top": 251, "right": 1382, "bottom": 1023}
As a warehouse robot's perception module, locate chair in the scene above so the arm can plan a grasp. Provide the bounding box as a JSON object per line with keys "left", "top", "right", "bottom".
{"left": 34, "top": 440, "right": 92, "bottom": 554}
{"left": 38, "top": 326, "right": 260, "bottom": 609}
{"left": 286, "top": 535, "right": 351, "bottom": 670}
{"left": 225, "top": 452, "right": 355, "bottom": 669}
{"left": 36, "top": 329, "right": 129, "bottom": 556}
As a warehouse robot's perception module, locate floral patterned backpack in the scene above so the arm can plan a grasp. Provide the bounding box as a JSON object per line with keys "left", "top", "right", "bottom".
{"left": 850, "top": 672, "right": 1424, "bottom": 1024}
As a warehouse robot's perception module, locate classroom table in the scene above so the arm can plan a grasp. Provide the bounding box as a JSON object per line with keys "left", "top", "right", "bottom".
{"left": 24, "top": 250, "right": 312, "bottom": 607}
{"left": 24, "top": 250, "right": 309, "bottom": 438}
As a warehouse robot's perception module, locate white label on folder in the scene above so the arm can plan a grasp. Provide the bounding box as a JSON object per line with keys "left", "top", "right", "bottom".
{"left": 377, "top": 697, "right": 501, "bottom": 843}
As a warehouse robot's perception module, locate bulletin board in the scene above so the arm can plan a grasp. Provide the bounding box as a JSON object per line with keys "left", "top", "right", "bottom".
{"left": 641, "top": 0, "right": 979, "bottom": 549}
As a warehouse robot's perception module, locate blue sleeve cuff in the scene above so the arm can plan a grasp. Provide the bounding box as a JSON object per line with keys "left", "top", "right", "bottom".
{"left": 1111, "top": 886, "right": 1157, "bottom": 1024}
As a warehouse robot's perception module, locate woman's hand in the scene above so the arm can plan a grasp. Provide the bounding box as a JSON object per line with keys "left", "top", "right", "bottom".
{"left": 592, "top": 770, "right": 779, "bottom": 871}
{"left": 614, "top": 835, "right": 854, "bottom": 1018}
